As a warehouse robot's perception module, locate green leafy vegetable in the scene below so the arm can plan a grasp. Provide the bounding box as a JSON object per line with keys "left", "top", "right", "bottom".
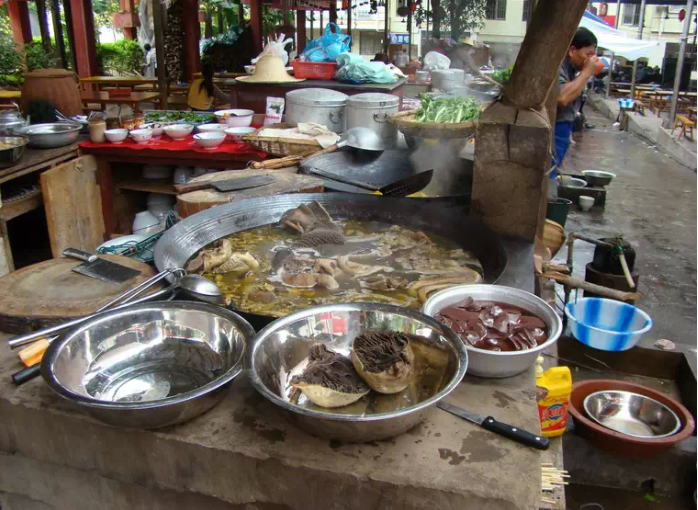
{"left": 491, "top": 65, "right": 513, "bottom": 85}
{"left": 413, "top": 95, "right": 483, "bottom": 124}
{"left": 144, "top": 111, "right": 217, "bottom": 124}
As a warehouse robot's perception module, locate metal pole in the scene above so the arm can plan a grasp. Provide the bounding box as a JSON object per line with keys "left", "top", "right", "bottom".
{"left": 614, "top": 0, "right": 621, "bottom": 28}
{"left": 384, "top": 0, "right": 390, "bottom": 52}
{"left": 407, "top": 0, "right": 412, "bottom": 60}
{"left": 606, "top": 52, "right": 614, "bottom": 99}
{"left": 669, "top": 0, "right": 694, "bottom": 125}
{"left": 629, "top": 0, "right": 646, "bottom": 100}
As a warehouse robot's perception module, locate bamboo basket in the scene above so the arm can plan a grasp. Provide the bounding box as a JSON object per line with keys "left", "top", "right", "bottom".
{"left": 241, "top": 123, "right": 323, "bottom": 157}
{"left": 389, "top": 110, "right": 479, "bottom": 140}
{"left": 542, "top": 219, "right": 566, "bottom": 258}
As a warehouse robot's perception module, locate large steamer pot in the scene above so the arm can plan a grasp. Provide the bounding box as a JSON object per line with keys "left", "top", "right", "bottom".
{"left": 431, "top": 69, "right": 465, "bottom": 92}
{"left": 346, "top": 93, "right": 399, "bottom": 149}
{"left": 285, "top": 88, "right": 347, "bottom": 133}
{"left": 154, "top": 193, "right": 508, "bottom": 330}
{"left": 21, "top": 69, "right": 83, "bottom": 117}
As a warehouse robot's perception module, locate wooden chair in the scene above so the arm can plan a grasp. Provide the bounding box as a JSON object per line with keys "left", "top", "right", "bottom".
{"left": 672, "top": 114, "right": 696, "bottom": 141}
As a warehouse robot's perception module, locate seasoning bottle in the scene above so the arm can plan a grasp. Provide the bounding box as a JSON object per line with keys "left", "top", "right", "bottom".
{"left": 535, "top": 357, "right": 572, "bottom": 438}
{"left": 88, "top": 117, "right": 107, "bottom": 143}
{"left": 133, "top": 113, "right": 145, "bottom": 129}
{"left": 121, "top": 114, "right": 134, "bottom": 131}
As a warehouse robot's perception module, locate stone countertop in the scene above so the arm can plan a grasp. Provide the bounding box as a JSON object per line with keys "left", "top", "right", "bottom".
{"left": 0, "top": 336, "right": 544, "bottom": 510}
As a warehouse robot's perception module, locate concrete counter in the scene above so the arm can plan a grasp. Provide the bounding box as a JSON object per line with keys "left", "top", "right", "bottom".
{"left": 0, "top": 337, "right": 545, "bottom": 510}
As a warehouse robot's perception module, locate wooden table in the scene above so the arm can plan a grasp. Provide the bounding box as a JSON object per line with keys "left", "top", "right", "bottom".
{"left": 229, "top": 78, "right": 406, "bottom": 116}
{"left": 80, "top": 76, "right": 159, "bottom": 91}
{"left": 80, "top": 91, "right": 162, "bottom": 113}
{"left": 0, "top": 91, "right": 21, "bottom": 103}
{"left": 79, "top": 140, "right": 266, "bottom": 236}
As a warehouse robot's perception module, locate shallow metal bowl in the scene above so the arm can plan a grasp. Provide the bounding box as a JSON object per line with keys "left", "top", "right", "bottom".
{"left": 248, "top": 303, "right": 468, "bottom": 442}
{"left": 41, "top": 301, "right": 254, "bottom": 429}
{"left": 583, "top": 390, "right": 681, "bottom": 439}
{"left": 19, "top": 122, "right": 82, "bottom": 148}
{"left": 0, "top": 135, "right": 29, "bottom": 168}
{"left": 582, "top": 170, "right": 616, "bottom": 187}
{"left": 422, "top": 285, "right": 563, "bottom": 378}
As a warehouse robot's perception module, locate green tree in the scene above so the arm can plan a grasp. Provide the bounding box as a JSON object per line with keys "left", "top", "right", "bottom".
{"left": 93, "top": 0, "right": 121, "bottom": 32}
{"left": 416, "top": 0, "right": 486, "bottom": 41}
{"left": 0, "top": 3, "right": 12, "bottom": 38}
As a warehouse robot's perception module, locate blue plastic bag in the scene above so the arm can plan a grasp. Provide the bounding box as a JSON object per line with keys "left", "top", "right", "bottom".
{"left": 301, "top": 23, "right": 351, "bottom": 63}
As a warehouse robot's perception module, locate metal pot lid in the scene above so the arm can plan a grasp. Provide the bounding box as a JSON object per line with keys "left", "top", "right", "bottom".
{"left": 287, "top": 88, "right": 348, "bottom": 107}
{"left": 346, "top": 93, "right": 399, "bottom": 108}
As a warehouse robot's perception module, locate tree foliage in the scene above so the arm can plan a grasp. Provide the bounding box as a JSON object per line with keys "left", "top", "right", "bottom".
{"left": 416, "top": 0, "right": 486, "bottom": 41}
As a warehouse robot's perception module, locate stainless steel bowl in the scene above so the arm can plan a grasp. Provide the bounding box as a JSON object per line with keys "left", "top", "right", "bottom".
{"left": 422, "top": 285, "right": 562, "bottom": 378}
{"left": 582, "top": 170, "right": 616, "bottom": 187}
{"left": 41, "top": 301, "right": 254, "bottom": 429}
{"left": 248, "top": 303, "right": 468, "bottom": 442}
{"left": 583, "top": 390, "right": 682, "bottom": 439}
{"left": 19, "top": 122, "right": 82, "bottom": 148}
{"left": 0, "top": 136, "right": 29, "bottom": 168}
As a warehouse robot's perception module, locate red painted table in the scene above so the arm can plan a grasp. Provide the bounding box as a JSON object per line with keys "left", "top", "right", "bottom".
{"left": 79, "top": 136, "right": 266, "bottom": 237}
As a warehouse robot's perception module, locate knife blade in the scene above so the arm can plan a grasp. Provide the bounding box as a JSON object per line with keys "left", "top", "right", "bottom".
{"left": 63, "top": 248, "right": 141, "bottom": 285}
{"left": 437, "top": 401, "right": 550, "bottom": 450}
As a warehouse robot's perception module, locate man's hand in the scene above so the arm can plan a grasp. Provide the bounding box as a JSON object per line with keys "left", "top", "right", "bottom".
{"left": 582, "top": 56, "right": 599, "bottom": 77}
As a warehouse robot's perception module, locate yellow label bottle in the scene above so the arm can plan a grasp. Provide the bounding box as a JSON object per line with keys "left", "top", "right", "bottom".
{"left": 535, "top": 357, "right": 572, "bottom": 438}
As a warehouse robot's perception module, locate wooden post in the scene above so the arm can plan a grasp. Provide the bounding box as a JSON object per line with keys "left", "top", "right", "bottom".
{"left": 7, "top": 0, "right": 33, "bottom": 45}
{"left": 297, "top": 10, "right": 307, "bottom": 53}
{"left": 473, "top": 0, "right": 589, "bottom": 242}
{"left": 330, "top": 0, "right": 337, "bottom": 25}
{"left": 50, "top": 0, "right": 68, "bottom": 69}
{"left": 62, "top": 0, "right": 78, "bottom": 71}
{"left": 217, "top": 6, "right": 225, "bottom": 34}
{"left": 249, "top": 0, "right": 264, "bottom": 54}
{"left": 347, "top": 0, "right": 352, "bottom": 42}
{"left": 35, "top": 0, "right": 53, "bottom": 53}
{"left": 668, "top": 0, "right": 694, "bottom": 125}
{"left": 406, "top": 0, "right": 412, "bottom": 60}
{"left": 153, "top": 0, "right": 168, "bottom": 110}
{"left": 182, "top": 0, "right": 201, "bottom": 82}
{"left": 68, "top": 0, "right": 99, "bottom": 77}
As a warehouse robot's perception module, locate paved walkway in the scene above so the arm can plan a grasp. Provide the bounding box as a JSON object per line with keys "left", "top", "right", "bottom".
{"left": 553, "top": 108, "right": 697, "bottom": 349}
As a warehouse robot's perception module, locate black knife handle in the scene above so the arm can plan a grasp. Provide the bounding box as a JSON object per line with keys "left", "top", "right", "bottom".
{"left": 480, "top": 416, "right": 550, "bottom": 450}
{"left": 12, "top": 364, "right": 41, "bottom": 386}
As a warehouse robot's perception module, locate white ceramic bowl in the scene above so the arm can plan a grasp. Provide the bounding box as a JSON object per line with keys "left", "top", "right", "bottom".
{"left": 422, "top": 284, "right": 563, "bottom": 378}
{"left": 194, "top": 132, "right": 226, "bottom": 150}
{"left": 138, "top": 123, "right": 166, "bottom": 136}
{"left": 196, "top": 123, "right": 228, "bottom": 134}
{"left": 214, "top": 109, "right": 254, "bottom": 127}
{"left": 132, "top": 210, "right": 161, "bottom": 234}
{"left": 104, "top": 129, "right": 128, "bottom": 144}
{"left": 129, "top": 129, "right": 153, "bottom": 145}
{"left": 225, "top": 127, "right": 256, "bottom": 142}
{"left": 565, "top": 298, "right": 652, "bottom": 351}
{"left": 579, "top": 195, "right": 595, "bottom": 211}
{"left": 164, "top": 124, "right": 194, "bottom": 140}
{"left": 173, "top": 166, "right": 193, "bottom": 184}
{"left": 146, "top": 192, "right": 175, "bottom": 207}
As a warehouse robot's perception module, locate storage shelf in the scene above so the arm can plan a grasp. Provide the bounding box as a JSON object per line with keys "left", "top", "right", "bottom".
{"left": 116, "top": 177, "right": 176, "bottom": 195}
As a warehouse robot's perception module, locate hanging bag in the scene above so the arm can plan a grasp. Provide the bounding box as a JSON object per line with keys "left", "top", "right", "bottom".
{"left": 301, "top": 23, "right": 352, "bottom": 63}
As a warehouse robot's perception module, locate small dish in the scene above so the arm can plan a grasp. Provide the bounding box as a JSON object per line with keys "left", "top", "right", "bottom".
{"left": 197, "top": 124, "right": 228, "bottom": 134}
{"left": 104, "top": 129, "right": 128, "bottom": 144}
{"left": 164, "top": 124, "right": 194, "bottom": 140}
{"left": 194, "top": 132, "right": 226, "bottom": 150}
{"left": 225, "top": 127, "right": 256, "bottom": 142}
{"left": 129, "top": 129, "right": 153, "bottom": 145}
{"left": 138, "top": 122, "right": 166, "bottom": 137}
{"left": 579, "top": 195, "right": 595, "bottom": 211}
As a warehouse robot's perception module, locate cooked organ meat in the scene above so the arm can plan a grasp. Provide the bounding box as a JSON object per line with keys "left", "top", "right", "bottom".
{"left": 435, "top": 298, "right": 548, "bottom": 352}
{"left": 291, "top": 344, "right": 370, "bottom": 408}
{"left": 351, "top": 331, "right": 415, "bottom": 394}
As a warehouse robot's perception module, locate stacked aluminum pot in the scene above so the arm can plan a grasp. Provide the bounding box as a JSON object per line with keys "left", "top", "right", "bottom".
{"left": 346, "top": 93, "right": 399, "bottom": 149}
{"left": 286, "top": 88, "right": 348, "bottom": 133}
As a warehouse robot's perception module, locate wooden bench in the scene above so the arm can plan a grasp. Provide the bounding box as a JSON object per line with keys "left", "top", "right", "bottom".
{"left": 672, "top": 114, "right": 696, "bottom": 141}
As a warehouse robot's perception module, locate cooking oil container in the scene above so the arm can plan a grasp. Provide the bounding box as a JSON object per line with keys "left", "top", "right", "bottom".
{"left": 346, "top": 93, "right": 399, "bottom": 148}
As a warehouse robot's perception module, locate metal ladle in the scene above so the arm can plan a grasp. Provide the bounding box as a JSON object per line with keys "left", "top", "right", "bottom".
{"left": 303, "top": 127, "right": 385, "bottom": 163}
{"left": 8, "top": 273, "right": 224, "bottom": 350}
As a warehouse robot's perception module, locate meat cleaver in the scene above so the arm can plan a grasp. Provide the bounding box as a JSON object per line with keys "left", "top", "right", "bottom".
{"left": 63, "top": 248, "right": 142, "bottom": 285}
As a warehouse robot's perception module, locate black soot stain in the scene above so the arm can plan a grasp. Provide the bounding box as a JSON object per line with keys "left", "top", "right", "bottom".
{"left": 492, "top": 390, "right": 516, "bottom": 408}
{"left": 438, "top": 448, "right": 466, "bottom": 466}
{"left": 233, "top": 413, "right": 286, "bottom": 443}
{"left": 460, "top": 431, "right": 506, "bottom": 463}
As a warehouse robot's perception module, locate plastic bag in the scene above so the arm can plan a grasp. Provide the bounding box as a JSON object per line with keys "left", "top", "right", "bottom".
{"left": 423, "top": 51, "right": 451, "bottom": 71}
{"left": 253, "top": 34, "right": 293, "bottom": 65}
{"left": 301, "top": 23, "right": 351, "bottom": 63}
{"left": 335, "top": 52, "right": 397, "bottom": 84}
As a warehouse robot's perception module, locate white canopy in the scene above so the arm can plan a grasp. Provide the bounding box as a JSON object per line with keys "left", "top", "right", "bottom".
{"left": 580, "top": 11, "right": 660, "bottom": 61}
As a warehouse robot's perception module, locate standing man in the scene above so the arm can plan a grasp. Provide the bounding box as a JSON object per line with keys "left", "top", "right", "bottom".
{"left": 143, "top": 43, "right": 156, "bottom": 78}
{"left": 554, "top": 28, "right": 598, "bottom": 171}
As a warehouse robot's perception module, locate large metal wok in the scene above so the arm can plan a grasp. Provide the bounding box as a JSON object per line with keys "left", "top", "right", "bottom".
{"left": 154, "top": 193, "right": 507, "bottom": 329}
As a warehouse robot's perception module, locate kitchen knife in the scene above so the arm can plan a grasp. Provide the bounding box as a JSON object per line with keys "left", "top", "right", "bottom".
{"left": 174, "top": 175, "right": 276, "bottom": 194}
{"left": 63, "top": 248, "right": 141, "bottom": 285}
{"left": 437, "top": 401, "right": 550, "bottom": 451}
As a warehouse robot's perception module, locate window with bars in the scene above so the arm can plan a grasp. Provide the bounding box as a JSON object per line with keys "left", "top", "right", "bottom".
{"left": 522, "top": 0, "right": 529, "bottom": 21}
{"left": 486, "top": 0, "right": 507, "bottom": 20}
{"left": 622, "top": 4, "right": 640, "bottom": 26}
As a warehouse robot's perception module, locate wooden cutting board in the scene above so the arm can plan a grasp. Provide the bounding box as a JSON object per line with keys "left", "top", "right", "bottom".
{"left": 0, "top": 255, "right": 158, "bottom": 334}
{"left": 177, "top": 168, "right": 324, "bottom": 218}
